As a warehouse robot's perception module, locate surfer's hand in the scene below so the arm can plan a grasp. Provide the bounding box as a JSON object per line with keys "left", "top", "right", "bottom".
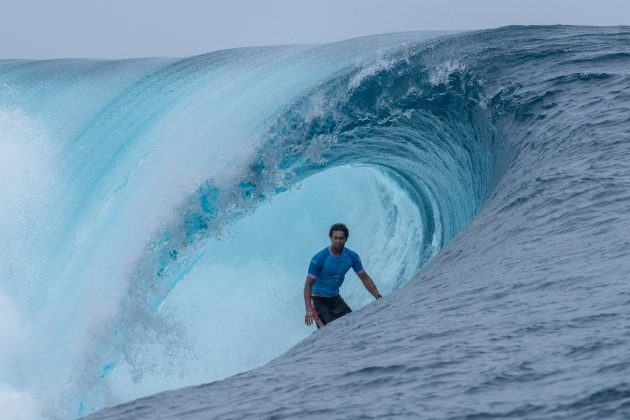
{"left": 305, "top": 310, "right": 314, "bottom": 326}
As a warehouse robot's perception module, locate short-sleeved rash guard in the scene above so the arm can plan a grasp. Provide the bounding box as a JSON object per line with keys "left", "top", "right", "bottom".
{"left": 307, "top": 247, "right": 365, "bottom": 297}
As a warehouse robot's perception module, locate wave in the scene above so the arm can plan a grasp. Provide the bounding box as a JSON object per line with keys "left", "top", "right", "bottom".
{"left": 1, "top": 26, "right": 630, "bottom": 419}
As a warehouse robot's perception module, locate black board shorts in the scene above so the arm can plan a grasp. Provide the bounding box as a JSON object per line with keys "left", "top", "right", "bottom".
{"left": 311, "top": 295, "right": 352, "bottom": 328}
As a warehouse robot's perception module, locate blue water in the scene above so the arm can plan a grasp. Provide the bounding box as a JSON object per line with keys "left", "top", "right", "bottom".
{"left": 1, "top": 26, "right": 629, "bottom": 419}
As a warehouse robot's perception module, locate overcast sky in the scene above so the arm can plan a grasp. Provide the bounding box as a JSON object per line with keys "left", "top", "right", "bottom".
{"left": 2, "top": 0, "right": 629, "bottom": 59}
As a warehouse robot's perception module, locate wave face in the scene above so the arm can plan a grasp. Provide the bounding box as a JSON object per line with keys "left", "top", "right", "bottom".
{"left": 1, "top": 26, "right": 630, "bottom": 419}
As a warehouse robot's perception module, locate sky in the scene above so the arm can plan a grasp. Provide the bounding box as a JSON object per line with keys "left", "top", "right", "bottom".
{"left": 1, "top": 0, "right": 629, "bottom": 59}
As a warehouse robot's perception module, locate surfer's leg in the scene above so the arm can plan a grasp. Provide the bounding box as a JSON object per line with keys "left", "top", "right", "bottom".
{"left": 311, "top": 297, "right": 334, "bottom": 328}
{"left": 331, "top": 296, "right": 352, "bottom": 320}
{"left": 310, "top": 298, "right": 325, "bottom": 329}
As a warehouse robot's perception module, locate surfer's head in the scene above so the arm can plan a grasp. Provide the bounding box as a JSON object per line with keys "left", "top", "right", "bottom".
{"left": 329, "top": 223, "right": 349, "bottom": 239}
{"left": 329, "top": 223, "right": 349, "bottom": 252}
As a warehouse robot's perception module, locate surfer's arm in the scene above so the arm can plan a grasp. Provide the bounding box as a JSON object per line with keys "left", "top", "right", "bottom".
{"left": 304, "top": 276, "right": 316, "bottom": 325}
{"left": 304, "top": 276, "right": 316, "bottom": 308}
{"left": 357, "top": 271, "right": 381, "bottom": 299}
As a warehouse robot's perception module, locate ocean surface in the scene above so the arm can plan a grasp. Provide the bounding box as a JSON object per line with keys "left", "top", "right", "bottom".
{"left": 1, "top": 26, "right": 629, "bottom": 419}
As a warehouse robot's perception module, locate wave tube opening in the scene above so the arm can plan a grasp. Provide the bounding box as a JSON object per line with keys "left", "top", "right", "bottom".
{"left": 74, "top": 164, "right": 426, "bottom": 410}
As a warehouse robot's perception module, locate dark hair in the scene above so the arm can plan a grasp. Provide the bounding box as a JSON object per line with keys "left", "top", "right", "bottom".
{"left": 329, "top": 223, "right": 349, "bottom": 238}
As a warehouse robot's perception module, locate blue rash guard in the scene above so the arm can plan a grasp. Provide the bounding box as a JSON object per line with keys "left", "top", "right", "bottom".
{"left": 307, "top": 247, "right": 365, "bottom": 297}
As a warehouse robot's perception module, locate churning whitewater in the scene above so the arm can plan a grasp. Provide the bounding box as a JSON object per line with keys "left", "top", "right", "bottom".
{"left": 1, "top": 26, "right": 629, "bottom": 419}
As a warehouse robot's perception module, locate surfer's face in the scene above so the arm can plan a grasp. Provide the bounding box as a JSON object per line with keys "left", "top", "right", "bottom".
{"left": 330, "top": 231, "right": 347, "bottom": 251}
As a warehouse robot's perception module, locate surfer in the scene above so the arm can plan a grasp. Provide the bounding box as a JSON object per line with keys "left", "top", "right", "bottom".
{"left": 304, "top": 223, "right": 382, "bottom": 328}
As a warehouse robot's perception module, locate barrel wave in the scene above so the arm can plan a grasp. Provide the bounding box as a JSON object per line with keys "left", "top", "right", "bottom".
{"left": 1, "top": 26, "right": 629, "bottom": 419}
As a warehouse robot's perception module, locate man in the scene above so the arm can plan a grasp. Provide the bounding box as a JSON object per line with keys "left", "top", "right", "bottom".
{"left": 304, "top": 223, "right": 382, "bottom": 328}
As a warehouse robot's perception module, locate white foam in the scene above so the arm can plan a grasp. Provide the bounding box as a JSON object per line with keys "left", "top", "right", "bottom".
{"left": 349, "top": 56, "right": 395, "bottom": 90}
{"left": 0, "top": 109, "right": 59, "bottom": 419}
{"left": 428, "top": 59, "right": 467, "bottom": 85}
{"left": 0, "top": 384, "right": 41, "bottom": 420}
{"left": 0, "top": 109, "right": 59, "bottom": 299}
{"left": 0, "top": 290, "right": 30, "bottom": 373}
{"left": 0, "top": 290, "right": 41, "bottom": 420}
